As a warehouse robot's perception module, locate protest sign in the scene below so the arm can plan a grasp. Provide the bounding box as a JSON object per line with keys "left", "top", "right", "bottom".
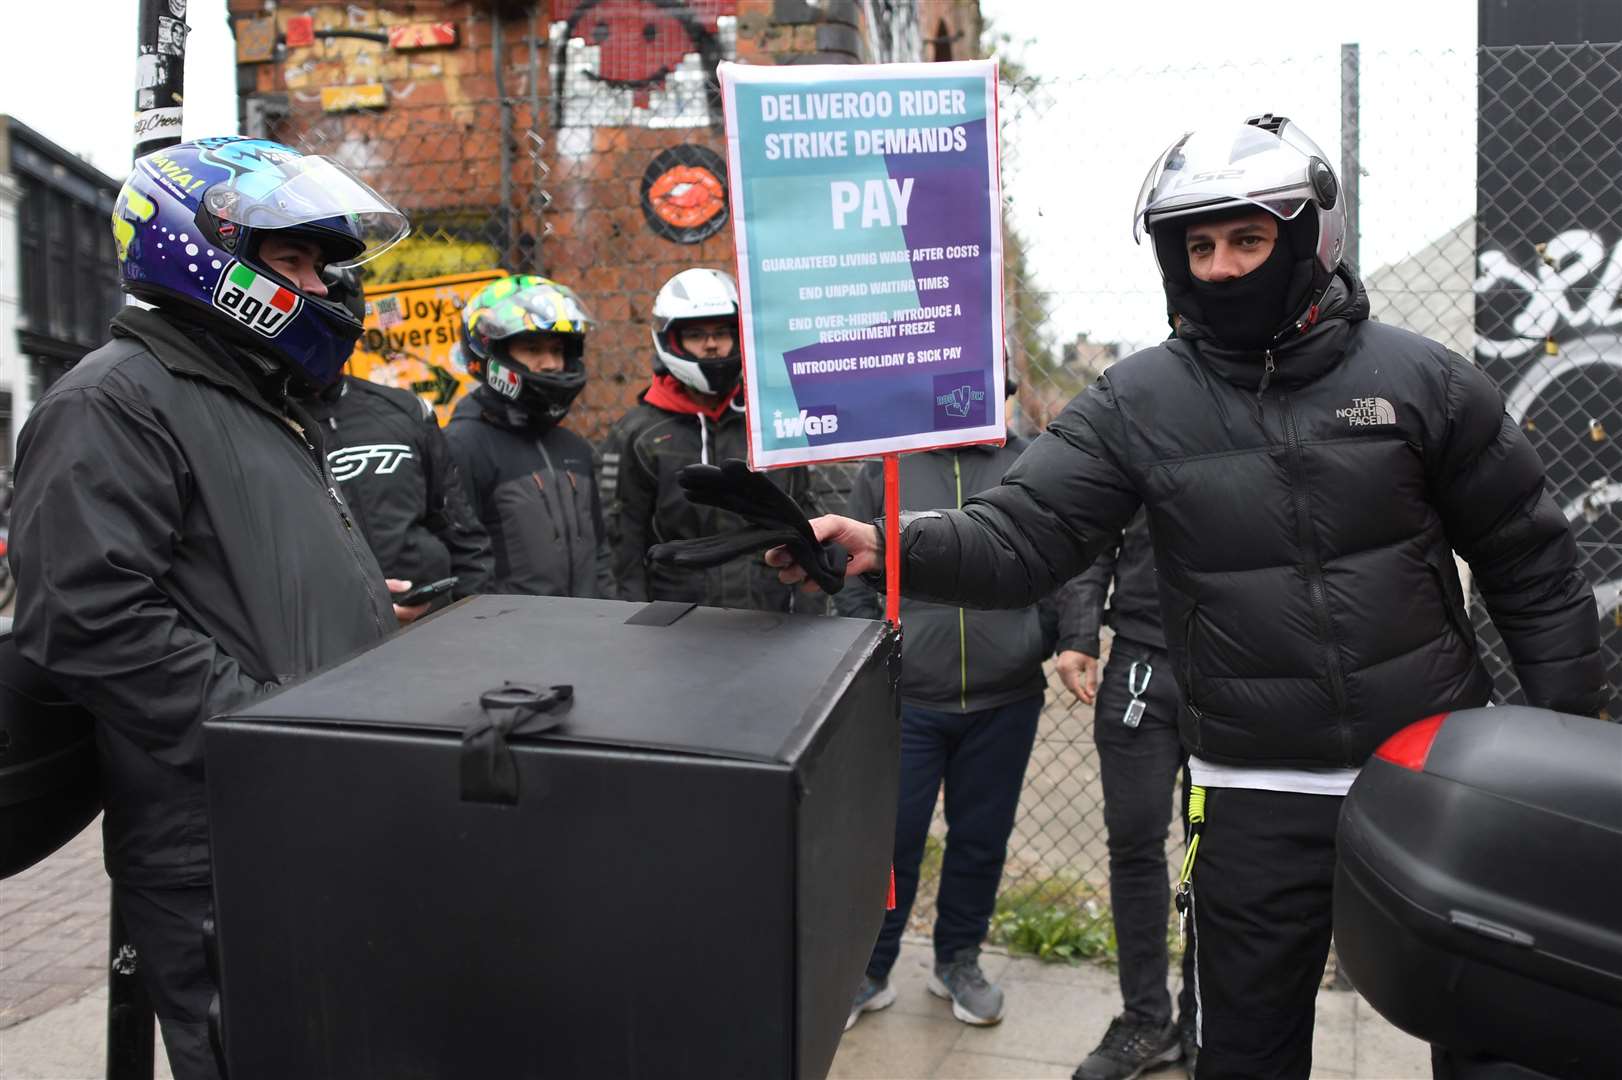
{"left": 350, "top": 269, "right": 504, "bottom": 423}
{"left": 720, "top": 60, "right": 1004, "bottom": 469}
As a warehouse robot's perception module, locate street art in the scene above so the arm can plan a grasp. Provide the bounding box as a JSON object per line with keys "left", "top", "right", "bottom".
{"left": 1474, "top": 204, "right": 1622, "bottom": 708}
{"left": 1471, "top": 42, "right": 1622, "bottom": 714}
{"left": 640, "top": 145, "right": 729, "bottom": 243}
{"left": 551, "top": 0, "right": 737, "bottom": 128}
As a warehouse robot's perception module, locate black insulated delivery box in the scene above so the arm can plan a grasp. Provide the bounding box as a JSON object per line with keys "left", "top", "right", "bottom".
{"left": 204, "top": 595, "right": 901, "bottom": 1080}
{"left": 1335, "top": 705, "right": 1622, "bottom": 1079}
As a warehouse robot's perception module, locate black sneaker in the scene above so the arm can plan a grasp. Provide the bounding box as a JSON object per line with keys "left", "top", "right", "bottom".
{"left": 1072, "top": 1015, "right": 1182, "bottom": 1080}
{"left": 1179, "top": 1013, "right": 1197, "bottom": 1076}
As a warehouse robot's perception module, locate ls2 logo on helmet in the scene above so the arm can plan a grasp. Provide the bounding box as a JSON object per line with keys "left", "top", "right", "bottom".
{"left": 213, "top": 262, "right": 301, "bottom": 337}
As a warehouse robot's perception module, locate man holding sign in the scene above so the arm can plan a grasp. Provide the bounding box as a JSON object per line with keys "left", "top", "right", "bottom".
{"left": 768, "top": 115, "right": 1604, "bottom": 1079}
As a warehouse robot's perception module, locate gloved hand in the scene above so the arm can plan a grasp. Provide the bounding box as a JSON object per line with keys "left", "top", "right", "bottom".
{"left": 646, "top": 458, "right": 849, "bottom": 594}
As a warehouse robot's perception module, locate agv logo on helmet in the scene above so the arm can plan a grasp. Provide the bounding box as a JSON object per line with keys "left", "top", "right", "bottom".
{"left": 212, "top": 261, "right": 302, "bottom": 337}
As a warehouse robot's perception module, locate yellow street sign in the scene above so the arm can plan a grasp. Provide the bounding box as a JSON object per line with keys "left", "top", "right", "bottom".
{"left": 350, "top": 269, "right": 507, "bottom": 424}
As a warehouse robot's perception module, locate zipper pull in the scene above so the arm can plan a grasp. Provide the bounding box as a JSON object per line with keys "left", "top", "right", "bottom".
{"left": 328, "top": 486, "right": 354, "bottom": 530}
{"left": 1250, "top": 350, "right": 1276, "bottom": 425}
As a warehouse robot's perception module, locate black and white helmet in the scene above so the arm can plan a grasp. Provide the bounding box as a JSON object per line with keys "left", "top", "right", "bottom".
{"left": 1134, "top": 114, "right": 1347, "bottom": 316}
{"left": 651, "top": 268, "right": 742, "bottom": 396}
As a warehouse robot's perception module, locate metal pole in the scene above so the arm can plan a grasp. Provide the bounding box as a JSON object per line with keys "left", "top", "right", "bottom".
{"left": 528, "top": 5, "right": 544, "bottom": 275}
{"left": 135, "top": 0, "right": 188, "bottom": 159}
{"left": 113, "top": 6, "right": 185, "bottom": 1074}
{"left": 1340, "top": 42, "right": 1360, "bottom": 274}
{"left": 494, "top": 13, "right": 514, "bottom": 269}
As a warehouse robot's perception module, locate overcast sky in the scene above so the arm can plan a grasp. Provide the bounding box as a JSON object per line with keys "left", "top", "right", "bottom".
{"left": 980, "top": 0, "right": 1480, "bottom": 348}
{"left": 1, "top": 0, "right": 239, "bottom": 178}
{"left": 2, "top": 0, "right": 1478, "bottom": 347}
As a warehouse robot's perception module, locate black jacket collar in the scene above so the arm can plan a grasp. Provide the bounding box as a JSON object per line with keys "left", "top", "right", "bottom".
{"left": 1175, "top": 268, "right": 1370, "bottom": 393}
{"left": 110, "top": 307, "right": 291, "bottom": 417}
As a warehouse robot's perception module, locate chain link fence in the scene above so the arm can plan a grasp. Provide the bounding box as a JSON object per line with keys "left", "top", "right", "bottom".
{"left": 262, "top": 34, "right": 1620, "bottom": 942}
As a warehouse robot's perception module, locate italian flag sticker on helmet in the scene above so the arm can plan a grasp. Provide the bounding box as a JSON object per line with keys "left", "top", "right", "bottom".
{"left": 212, "top": 261, "right": 302, "bottom": 337}
{"left": 488, "top": 359, "right": 522, "bottom": 399}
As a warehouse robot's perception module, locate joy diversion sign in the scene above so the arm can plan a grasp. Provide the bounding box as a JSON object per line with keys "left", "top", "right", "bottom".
{"left": 720, "top": 60, "right": 1005, "bottom": 469}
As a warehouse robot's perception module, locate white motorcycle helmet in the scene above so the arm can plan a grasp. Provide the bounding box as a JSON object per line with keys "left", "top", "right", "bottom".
{"left": 651, "top": 268, "right": 742, "bottom": 396}
{"left": 1134, "top": 114, "right": 1348, "bottom": 330}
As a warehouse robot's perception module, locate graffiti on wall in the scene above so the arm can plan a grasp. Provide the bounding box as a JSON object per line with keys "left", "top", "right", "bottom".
{"left": 1474, "top": 45, "right": 1622, "bottom": 713}
{"left": 551, "top": 0, "right": 737, "bottom": 128}
{"left": 1474, "top": 231, "right": 1622, "bottom": 625}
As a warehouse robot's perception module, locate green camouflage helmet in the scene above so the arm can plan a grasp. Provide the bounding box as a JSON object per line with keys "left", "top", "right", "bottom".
{"left": 460, "top": 274, "right": 592, "bottom": 374}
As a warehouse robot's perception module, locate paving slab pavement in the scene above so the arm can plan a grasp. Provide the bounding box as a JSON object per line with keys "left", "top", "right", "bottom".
{"left": 2, "top": 828, "right": 1431, "bottom": 1080}
{"left": 830, "top": 944, "right": 1433, "bottom": 1080}
{"left": 0, "top": 823, "right": 107, "bottom": 1033}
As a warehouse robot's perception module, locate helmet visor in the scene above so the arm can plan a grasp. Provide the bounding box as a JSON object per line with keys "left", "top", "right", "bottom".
{"left": 202, "top": 155, "right": 408, "bottom": 268}
{"left": 1133, "top": 123, "right": 1319, "bottom": 242}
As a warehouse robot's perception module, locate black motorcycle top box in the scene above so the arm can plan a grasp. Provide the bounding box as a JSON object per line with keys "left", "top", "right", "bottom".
{"left": 1335, "top": 705, "right": 1622, "bottom": 1080}
{"left": 204, "top": 595, "right": 900, "bottom": 1080}
{"left": 0, "top": 625, "right": 101, "bottom": 880}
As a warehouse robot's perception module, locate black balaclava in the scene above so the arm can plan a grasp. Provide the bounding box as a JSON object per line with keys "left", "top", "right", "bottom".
{"left": 1187, "top": 228, "right": 1295, "bottom": 350}
{"left": 1157, "top": 207, "right": 1319, "bottom": 352}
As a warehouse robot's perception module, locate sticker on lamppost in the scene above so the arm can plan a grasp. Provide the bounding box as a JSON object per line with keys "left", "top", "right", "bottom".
{"left": 719, "top": 59, "right": 1004, "bottom": 469}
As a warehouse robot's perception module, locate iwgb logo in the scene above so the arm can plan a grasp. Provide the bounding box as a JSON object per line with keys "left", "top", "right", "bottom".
{"left": 212, "top": 262, "right": 301, "bottom": 337}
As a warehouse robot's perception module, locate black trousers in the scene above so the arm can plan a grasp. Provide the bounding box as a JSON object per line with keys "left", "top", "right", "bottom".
{"left": 114, "top": 883, "right": 223, "bottom": 1080}
{"left": 867, "top": 694, "right": 1043, "bottom": 977}
{"left": 1093, "top": 638, "right": 1195, "bottom": 1028}
{"left": 1189, "top": 787, "right": 1342, "bottom": 1080}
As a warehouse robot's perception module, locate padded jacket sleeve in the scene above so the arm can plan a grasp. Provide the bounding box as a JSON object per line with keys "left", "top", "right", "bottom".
{"left": 893, "top": 380, "right": 1143, "bottom": 610}
{"left": 1429, "top": 351, "right": 1605, "bottom": 715}
{"left": 10, "top": 384, "right": 271, "bottom": 771}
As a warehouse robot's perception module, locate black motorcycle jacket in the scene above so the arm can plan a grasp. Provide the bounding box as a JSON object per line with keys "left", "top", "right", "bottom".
{"left": 444, "top": 387, "right": 613, "bottom": 598}
{"left": 302, "top": 376, "right": 494, "bottom": 601}
{"left": 9, "top": 307, "right": 395, "bottom": 886}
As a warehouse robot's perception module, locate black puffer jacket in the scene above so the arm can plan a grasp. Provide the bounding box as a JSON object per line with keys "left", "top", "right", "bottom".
{"left": 303, "top": 376, "right": 494, "bottom": 601}
{"left": 888, "top": 272, "right": 1605, "bottom": 767}
{"left": 8, "top": 308, "right": 395, "bottom": 887}
{"left": 1056, "top": 509, "right": 1164, "bottom": 655}
{"left": 444, "top": 388, "right": 613, "bottom": 598}
{"left": 600, "top": 383, "right": 824, "bottom": 613}
{"left": 835, "top": 442, "right": 1056, "bottom": 711}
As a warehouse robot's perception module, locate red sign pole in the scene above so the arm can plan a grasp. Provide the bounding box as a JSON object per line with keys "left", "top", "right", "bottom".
{"left": 882, "top": 453, "right": 901, "bottom": 910}
{"left": 883, "top": 454, "right": 901, "bottom": 627}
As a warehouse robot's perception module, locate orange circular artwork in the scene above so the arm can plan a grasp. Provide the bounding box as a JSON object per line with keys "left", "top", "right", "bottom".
{"left": 640, "top": 146, "right": 730, "bottom": 244}
{"left": 649, "top": 165, "right": 726, "bottom": 229}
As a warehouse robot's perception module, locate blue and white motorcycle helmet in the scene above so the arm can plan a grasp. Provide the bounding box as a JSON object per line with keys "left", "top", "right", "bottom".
{"left": 111, "top": 137, "right": 409, "bottom": 387}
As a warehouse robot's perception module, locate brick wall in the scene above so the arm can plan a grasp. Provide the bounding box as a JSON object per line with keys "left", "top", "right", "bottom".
{"left": 231, "top": 0, "right": 981, "bottom": 436}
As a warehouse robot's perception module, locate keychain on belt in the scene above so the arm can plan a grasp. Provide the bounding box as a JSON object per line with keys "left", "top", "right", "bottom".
{"left": 1122, "top": 661, "right": 1152, "bottom": 728}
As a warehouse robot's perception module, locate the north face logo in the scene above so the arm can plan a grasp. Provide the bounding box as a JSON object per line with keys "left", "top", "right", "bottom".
{"left": 1335, "top": 396, "right": 1396, "bottom": 426}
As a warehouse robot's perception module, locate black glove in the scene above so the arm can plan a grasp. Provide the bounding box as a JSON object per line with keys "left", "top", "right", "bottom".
{"left": 645, "top": 458, "right": 848, "bottom": 595}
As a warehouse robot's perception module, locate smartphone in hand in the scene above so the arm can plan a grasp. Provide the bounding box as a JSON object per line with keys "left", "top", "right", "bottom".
{"left": 390, "top": 576, "right": 459, "bottom": 606}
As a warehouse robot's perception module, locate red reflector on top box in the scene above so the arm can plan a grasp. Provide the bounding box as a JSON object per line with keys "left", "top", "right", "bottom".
{"left": 1374, "top": 712, "right": 1449, "bottom": 772}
